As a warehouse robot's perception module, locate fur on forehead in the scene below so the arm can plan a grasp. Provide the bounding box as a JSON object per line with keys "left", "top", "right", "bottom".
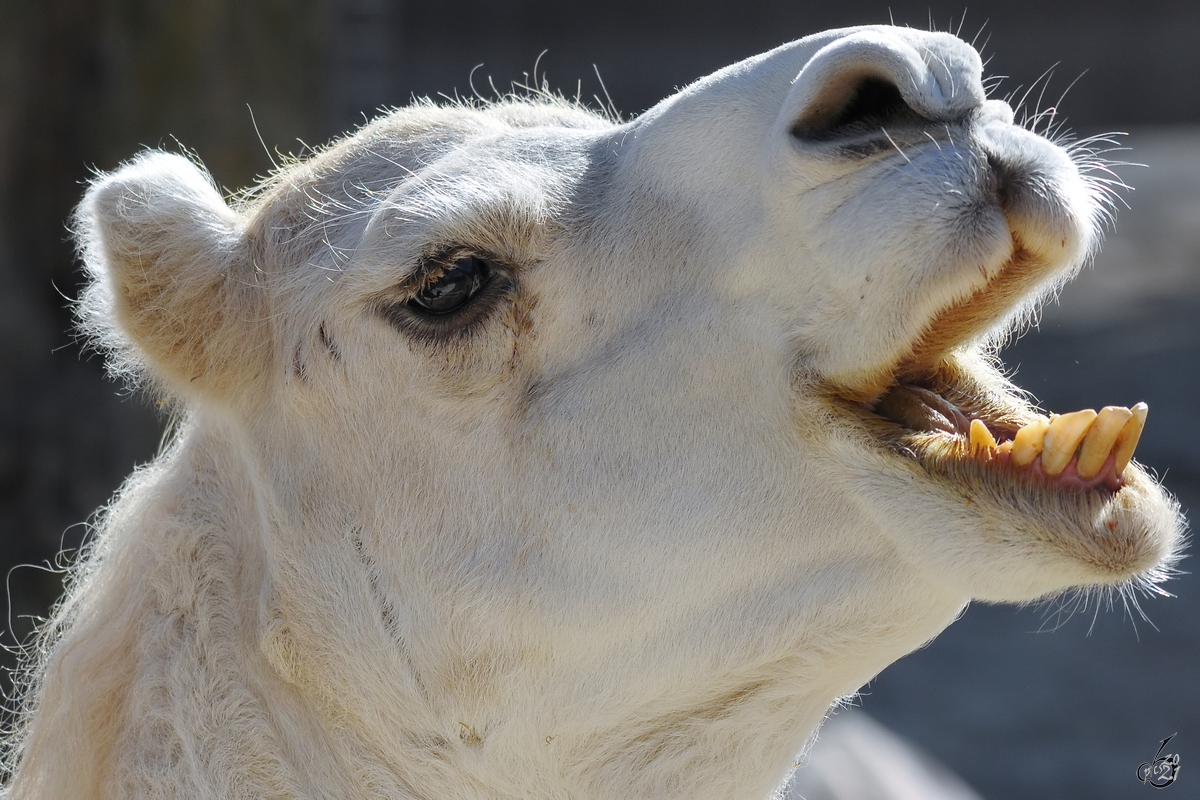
{"left": 322, "top": 157, "right": 571, "bottom": 284}
{"left": 246, "top": 101, "right": 607, "bottom": 311}
{"left": 246, "top": 96, "right": 612, "bottom": 253}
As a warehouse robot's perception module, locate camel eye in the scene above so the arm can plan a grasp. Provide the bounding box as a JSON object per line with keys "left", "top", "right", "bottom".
{"left": 378, "top": 251, "right": 515, "bottom": 343}
{"left": 409, "top": 255, "right": 492, "bottom": 315}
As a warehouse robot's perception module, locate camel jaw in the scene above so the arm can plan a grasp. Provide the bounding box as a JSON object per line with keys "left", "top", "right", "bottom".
{"left": 815, "top": 338, "right": 1177, "bottom": 599}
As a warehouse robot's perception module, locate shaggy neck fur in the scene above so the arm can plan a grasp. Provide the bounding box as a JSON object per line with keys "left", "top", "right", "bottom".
{"left": 14, "top": 414, "right": 965, "bottom": 798}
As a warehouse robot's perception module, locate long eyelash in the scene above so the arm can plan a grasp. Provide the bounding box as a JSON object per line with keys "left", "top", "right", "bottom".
{"left": 375, "top": 252, "right": 516, "bottom": 345}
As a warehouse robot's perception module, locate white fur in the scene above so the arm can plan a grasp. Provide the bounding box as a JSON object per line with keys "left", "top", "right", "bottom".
{"left": 4, "top": 26, "right": 1182, "bottom": 799}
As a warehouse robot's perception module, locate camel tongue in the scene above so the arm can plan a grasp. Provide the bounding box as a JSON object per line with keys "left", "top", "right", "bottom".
{"left": 873, "top": 384, "right": 970, "bottom": 436}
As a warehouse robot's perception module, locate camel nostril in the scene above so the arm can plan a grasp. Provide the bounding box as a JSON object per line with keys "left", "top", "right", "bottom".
{"left": 791, "top": 75, "right": 929, "bottom": 143}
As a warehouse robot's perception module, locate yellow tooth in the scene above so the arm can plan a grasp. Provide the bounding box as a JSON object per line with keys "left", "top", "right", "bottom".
{"left": 1113, "top": 402, "right": 1148, "bottom": 475}
{"left": 1010, "top": 418, "right": 1049, "bottom": 468}
{"left": 1076, "top": 406, "right": 1133, "bottom": 479}
{"left": 1041, "top": 409, "right": 1097, "bottom": 476}
{"left": 969, "top": 419, "right": 997, "bottom": 458}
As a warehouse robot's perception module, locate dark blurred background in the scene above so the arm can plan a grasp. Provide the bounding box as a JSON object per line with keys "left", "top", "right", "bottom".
{"left": 1, "top": 2, "right": 1197, "bottom": 798}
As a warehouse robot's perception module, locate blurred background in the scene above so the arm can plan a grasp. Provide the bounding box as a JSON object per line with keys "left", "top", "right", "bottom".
{"left": 1, "top": 1, "right": 1197, "bottom": 797}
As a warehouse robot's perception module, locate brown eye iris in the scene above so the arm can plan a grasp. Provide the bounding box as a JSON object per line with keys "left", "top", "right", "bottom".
{"left": 408, "top": 255, "right": 491, "bottom": 315}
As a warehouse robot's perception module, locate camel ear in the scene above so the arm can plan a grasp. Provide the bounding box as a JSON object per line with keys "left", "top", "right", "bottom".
{"left": 77, "top": 152, "right": 270, "bottom": 403}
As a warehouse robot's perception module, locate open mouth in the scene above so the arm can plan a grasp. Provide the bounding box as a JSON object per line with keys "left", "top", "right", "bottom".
{"left": 850, "top": 360, "right": 1147, "bottom": 495}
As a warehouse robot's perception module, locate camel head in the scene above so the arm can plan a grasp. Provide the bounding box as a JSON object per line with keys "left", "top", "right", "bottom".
{"left": 23, "top": 24, "right": 1182, "bottom": 800}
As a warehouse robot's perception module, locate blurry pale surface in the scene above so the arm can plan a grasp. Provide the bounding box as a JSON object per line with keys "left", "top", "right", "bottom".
{"left": 785, "top": 710, "right": 985, "bottom": 800}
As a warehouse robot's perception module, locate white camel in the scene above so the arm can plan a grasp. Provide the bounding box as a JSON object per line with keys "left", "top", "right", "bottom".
{"left": 3, "top": 25, "right": 1182, "bottom": 799}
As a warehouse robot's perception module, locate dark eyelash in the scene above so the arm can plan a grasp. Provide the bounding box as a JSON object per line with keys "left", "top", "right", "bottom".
{"left": 376, "top": 251, "right": 516, "bottom": 344}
